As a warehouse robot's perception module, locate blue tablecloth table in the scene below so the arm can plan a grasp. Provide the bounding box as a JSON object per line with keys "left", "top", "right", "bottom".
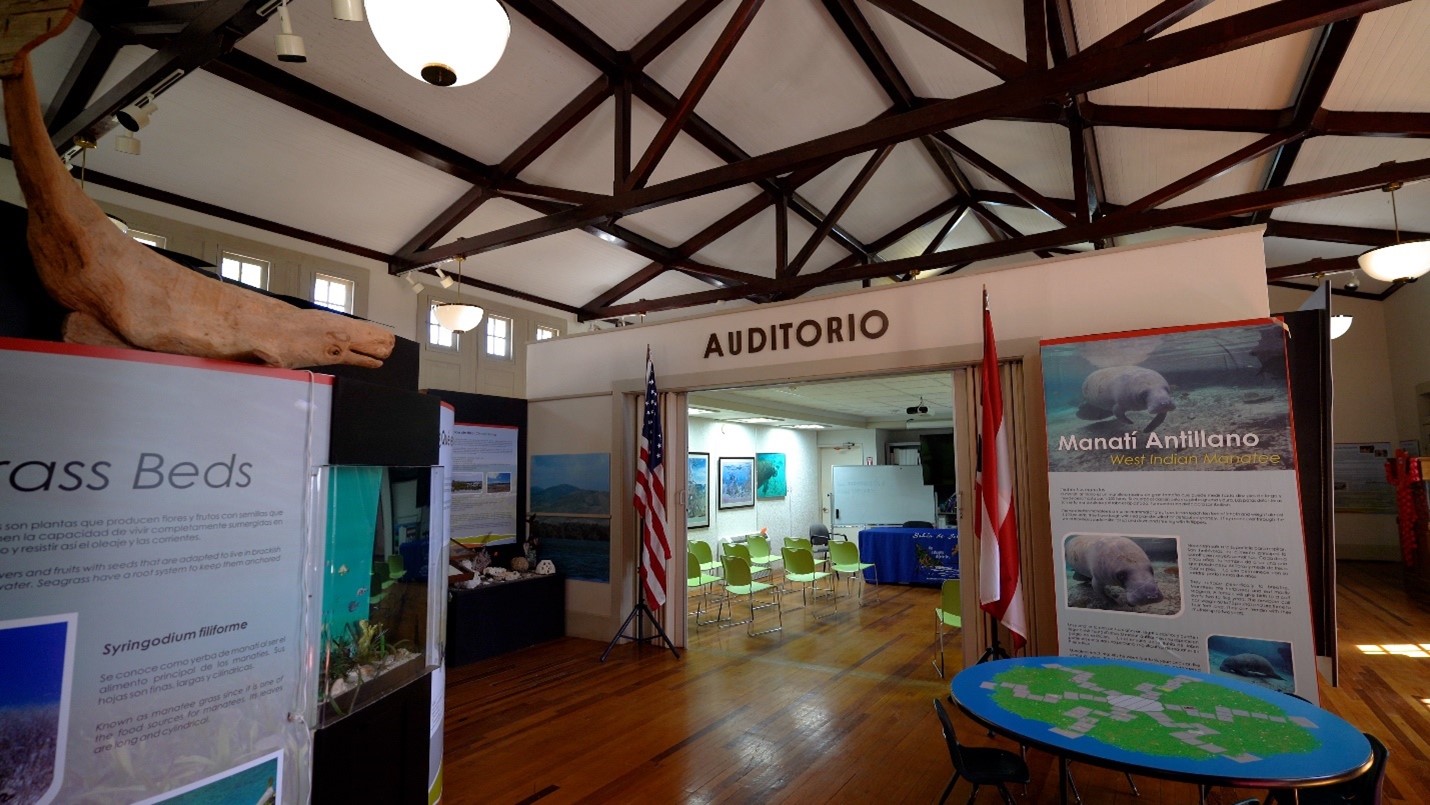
{"left": 856, "top": 526, "right": 958, "bottom": 584}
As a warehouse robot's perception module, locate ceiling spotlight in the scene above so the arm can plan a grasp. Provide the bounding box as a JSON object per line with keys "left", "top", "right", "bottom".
{"left": 332, "top": 0, "right": 364, "bottom": 21}
{"left": 275, "top": 1, "right": 307, "bottom": 64}
{"left": 367, "top": 0, "right": 510, "bottom": 87}
{"left": 116, "top": 99, "right": 155, "bottom": 132}
{"left": 436, "top": 267, "right": 455, "bottom": 289}
{"left": 404, "top": 274, "right": 424, "bottom": 293}
{"left": 114, "top": 132, "right": 141, "bottom": 155}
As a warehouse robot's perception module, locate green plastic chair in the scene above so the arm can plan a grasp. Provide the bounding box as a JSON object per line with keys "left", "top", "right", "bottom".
{"left": 720, "top": 555, "right": 781, "bottom": 636}
{"left": 782, "top": 546, "right": 836, "bottom": 618}
{"left": 828, "top": 540, "right": 878, "bottom": 605}
{"left": 687, "top": 551, "right": 723, "bottom": 626}
{"left": 723, "top": 542, "right": 770, "bottom": 581}
{"left": 689, "top": 539, "right": 721, "bottom": 576}
{"left": 746, "top": 534, "right": 779, "bottom": 582}
{"left": 934, "top": 579, "right": 962, "bottom": 678}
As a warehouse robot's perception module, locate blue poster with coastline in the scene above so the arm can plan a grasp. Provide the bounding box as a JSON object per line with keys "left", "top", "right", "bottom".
{"left": 912, "top": 531, "right": 960, "bottom": 582}
{"left": 531, "top": 454, "right": 612, "bottom": 582}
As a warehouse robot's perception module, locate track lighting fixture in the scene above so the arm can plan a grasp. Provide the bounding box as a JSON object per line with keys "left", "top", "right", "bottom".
{"left": 116, "top": 97, "right": 156, "bottom": 132}
{"left": 114, "top": 132, "right": 141, "bottom": 155}
{"left": 275, "top": 1, "right": 307, "bottom": 63}
{"left": 436, "top": 267, "right": 455, "bottom": 289}
{"left": 332, "top": 0, "right": 364, "bottom": 21}
{"left": 404, "top": 274, "right": 423, "bottom": 293}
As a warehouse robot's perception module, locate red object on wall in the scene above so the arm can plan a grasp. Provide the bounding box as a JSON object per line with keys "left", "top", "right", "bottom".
{"left": 1384, "top": 450, "right": 1428, "bottom": 566}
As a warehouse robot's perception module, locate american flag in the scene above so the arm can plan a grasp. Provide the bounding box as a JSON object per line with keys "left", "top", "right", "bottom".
{"left": 633, "top": 349, "right": 670, "bottom": 607}
{"left": 975, "top": 289, "right": 1028, "bottom": 649}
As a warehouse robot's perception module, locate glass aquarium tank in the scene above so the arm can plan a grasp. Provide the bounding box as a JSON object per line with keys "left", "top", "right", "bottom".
{"left": 307, "top": 465, "right": 444, "bottom": 727}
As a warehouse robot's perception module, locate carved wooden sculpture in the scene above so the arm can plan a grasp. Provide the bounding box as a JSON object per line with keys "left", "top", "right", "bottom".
{"left": 2, "top": 2, "right": 395, "bottom": 368}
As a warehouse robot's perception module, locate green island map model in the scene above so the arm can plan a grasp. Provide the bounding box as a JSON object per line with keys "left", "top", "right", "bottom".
{"left": 986, "top": 663, "right": 1319, "bottom": 762}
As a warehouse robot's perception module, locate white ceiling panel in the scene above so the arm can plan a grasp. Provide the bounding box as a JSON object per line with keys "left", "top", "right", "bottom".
{"left": 859, "top": 0, "right": 1008, "bottom": 99}
{"left": 1077, "top": 0, "right": 1311, "bottom": 110}
{"left": 1278, "top": 137, "right": 1430, "bottom": 230}
{"left": 1261, "top": 236, "right": 1365, "bottom": 266}
{"left": 691, "top": 206, "right": 850, "bottom": 278}
{"left": 77, "top": 68, "right": 472, "bottom": 254}
{"left": 797, "top": 142, "right": 952, "bottom": 244}
{"left": 645, "top": 0, "right": 889, "bottom": 156}
{"left": 235, "top": 5, "right": 602, "bottom": 167}
{"left": 442, "top": 198, "right": 545, "bottom": 243}
{"left": 1098, "top": 128, "right": 1270, "bottom": 208}
{"left": 456, "top": 229, "right": 652, "bottom": 308}
{"left": 619, "top": 185, "right": 764, "bottom": 247}
{"left": 879, "top": 210, "right": 962, "bottom": 262}
{"left": 1324, "top": 3, "right": 1430, "bottom": 112}
{"left": 613, "top": 269, "right": 725, "bottom": 306}
{"left": 557, "top": 0, "right": 688, "bottom": 51}
{"left": 947, "top": 121, "right": 1074, "bottom": 199}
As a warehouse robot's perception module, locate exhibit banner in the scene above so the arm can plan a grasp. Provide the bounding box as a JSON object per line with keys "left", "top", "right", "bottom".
{"left": 0, "top": 338, "right": 329, "bottom": 803}
{"left": 449, "top": 423, "right": 518, "bottom": 545}
{"left": 1041, "top": 320, "right": 1319, "bottom": 701}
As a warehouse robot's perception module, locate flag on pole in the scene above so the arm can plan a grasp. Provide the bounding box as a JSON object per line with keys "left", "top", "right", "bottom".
{"left": 975, "top": 289, "right": 1028, "bottom": 649}
{"left": 633, "top": 349, "right": 671, "bottom": 608}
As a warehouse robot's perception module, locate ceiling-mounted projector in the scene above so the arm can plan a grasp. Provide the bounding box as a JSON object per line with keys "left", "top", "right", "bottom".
{"left": 906, "top": 404, "right": 929, "bottom": 415}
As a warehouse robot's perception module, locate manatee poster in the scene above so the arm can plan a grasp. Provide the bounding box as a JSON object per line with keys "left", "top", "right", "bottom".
{"left": 1040, "top": 320, "right": 1319, "bottom": 701}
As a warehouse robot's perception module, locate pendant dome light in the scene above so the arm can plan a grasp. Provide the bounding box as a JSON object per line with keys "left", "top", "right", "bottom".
{"left": 1357, "top": 182, "right": 1430, "bottom": 284}
{"left": 365, "top": 0, "right": 511, "bottom": 87}
{"left": 432, "top": 257, "right": 485, "bottom": 333}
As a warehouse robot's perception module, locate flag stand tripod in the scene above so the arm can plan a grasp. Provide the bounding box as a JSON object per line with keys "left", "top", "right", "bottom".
{"left": 975, "top": 613, "right": 1010, "bottom": 664}
{"left": 601, "top": 513, "right": 680, "bottom": 662}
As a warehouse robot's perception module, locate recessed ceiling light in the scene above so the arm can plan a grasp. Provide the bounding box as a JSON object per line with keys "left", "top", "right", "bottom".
{"left": 688, "top": 407, "right": 717, "bottom": 416}
{"left": 732, "top": 417, "right": 782, "bottom": 424}
{"left": 786, "top": 424, "right": 826, "bottom": 430}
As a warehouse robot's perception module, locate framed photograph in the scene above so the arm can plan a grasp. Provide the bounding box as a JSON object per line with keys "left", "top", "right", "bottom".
{"left": 687, "top": 453, "right": 710, "bottom": 528}
{"left": 718, "top": 456, "right": 755, "bottom": 509}
{"left": 755, "top": 452, "right": 786, "bottom": 499}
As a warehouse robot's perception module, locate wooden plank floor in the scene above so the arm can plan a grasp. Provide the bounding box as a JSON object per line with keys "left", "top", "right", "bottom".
{"left": 443, "top": 562, "right": 1430, "bottom": 804}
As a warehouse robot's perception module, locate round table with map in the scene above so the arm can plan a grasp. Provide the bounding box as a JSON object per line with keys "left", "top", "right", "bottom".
{"left": 950, "top": 657, "right": 1371, "bottom": 799}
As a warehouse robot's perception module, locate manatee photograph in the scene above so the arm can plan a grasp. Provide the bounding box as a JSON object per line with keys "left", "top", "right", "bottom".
{"left": 1043, "top": 323, "right": 1295, "bottom": 473}
{"left": 0, "top": 614, "right": 75, "bottom": 805}
{"left": 1063, "top": 533, "right": 1182, "bottom": 615}
{"left": 1207, "top": 634, "right": 1295, "bottom": 694}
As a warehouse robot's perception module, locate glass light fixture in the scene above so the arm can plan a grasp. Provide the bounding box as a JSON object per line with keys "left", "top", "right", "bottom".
{"left": 1329, "top": 314, "right": 1353, "bottom": 340}
{"left": 1358, "top": 183, "right": 1430, "bottom": 283}
{"left": 365, "top": 0, "right": 511, "bottom": 87}
{"left": 432, "top": 257, "right": 484, "bottom": 332}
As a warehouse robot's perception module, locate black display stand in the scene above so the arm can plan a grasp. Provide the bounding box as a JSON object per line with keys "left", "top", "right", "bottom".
{"left": 311, "top": 670, "right": 432, "bottom": 805}
{"left": 446, "top": 573, "right": 566, "bottom": 666}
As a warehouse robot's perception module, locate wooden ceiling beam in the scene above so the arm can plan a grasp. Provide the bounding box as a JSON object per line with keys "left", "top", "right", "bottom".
{"left": 1264, "top": 218, "right": 1430, "bottom": 246}
{"left": 1024, "top": 0, "right": 1048, "bottom": 71}
{"left": 1265, "top": 254, "right": 1361, "bottom": 281}
{"left": 786, "top": 145, "right": 892, "bottom": 278}
{"left": 589, "top": 154, "right": 1430, "bottom": 317}
{"left": 1084, "top": 103, "right": 1284, "bottom": 133}
{"left": 1252, "top": 18, "right": 1360, "bottom": 224}
{"left": 630, "top": 0, "right": 728, "bottom": 67}
{"left": 1048, "top": 0, "right": 1108, "bottom": 229}
{"left": 1081, "top": 0, "right": 1214, "bottom": 55}
{"left": 823, "top": 0, "right": 916, "bottom": 103}
{"left": 42, "top": 28, "right": 120, "bottom": 131}
{"left": 922, "top": 206, "right": 965, "bottom": 256}
{"left": 1110, "top": 131, "right": 1299, "bottom": 217}
{"left": 864, "top": 0, "right": 1028, "bottom": 80}
{"left": 1318, "top": 111, "right": 1430, "bottom": 138}
{"left": 932, "top": 132, "right": 1078, "bottom": 226}
{"left": 396, "top": 187, "right": 488, "bottom": 257}
{"left": 624, "top": 0, "right": 764, "bottom": 192}
{"left": 49, "top": 0, "right": 273, "bottom": 150}
{"left": 398, "top": 0, "right": 1406, "bottom": 270}
{"left": 500, "top": 76, "right": 611, "bottom": 177}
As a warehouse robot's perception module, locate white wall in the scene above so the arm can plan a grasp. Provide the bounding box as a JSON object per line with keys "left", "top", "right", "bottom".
{"left": 686, "top": 420, "right": 820, "bottom": 557}
{"left": 1268, "top": 286, "right": 1402, "bottom": 560}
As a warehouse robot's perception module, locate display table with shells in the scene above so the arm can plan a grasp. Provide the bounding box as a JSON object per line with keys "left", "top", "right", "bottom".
{"left": 446, "top": 569, "right": 566, "bottom": 666}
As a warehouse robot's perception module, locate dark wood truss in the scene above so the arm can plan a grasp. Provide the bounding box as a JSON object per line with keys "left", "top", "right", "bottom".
{"left": 27, "top": 0, "right": 1429, "bottom": 321}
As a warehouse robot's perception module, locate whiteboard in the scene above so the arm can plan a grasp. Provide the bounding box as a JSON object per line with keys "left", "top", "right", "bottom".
{"left": 832, "top": 465, "right": 936, "bottom": 526}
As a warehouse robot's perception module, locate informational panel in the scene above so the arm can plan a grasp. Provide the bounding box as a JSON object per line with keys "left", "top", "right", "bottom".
{"left": 832, "top": 465, "right": 935, "bottom": 526}
{"left": 1041, "top": 320, "right": 1319, "bottom": 702}
{"left": 1333, "top": 442, "right": 1396, "bottom": 514}
{"left": 450, "top": 423, "right": 518, "bottom": 545}
{"left": 0, "top": 338, "right": 326, "bottom": 803}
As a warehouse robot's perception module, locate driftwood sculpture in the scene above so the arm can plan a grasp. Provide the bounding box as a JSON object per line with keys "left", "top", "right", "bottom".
{"left": 2, "top": 1, "right": 394, "bottom": 368}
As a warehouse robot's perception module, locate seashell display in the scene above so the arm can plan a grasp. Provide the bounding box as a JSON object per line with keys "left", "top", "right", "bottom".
{"left": 511, "top": 557, "right": 530, "bottom": 572}
{"left": 535, "top": 560, "right": 556, "bottom": 575}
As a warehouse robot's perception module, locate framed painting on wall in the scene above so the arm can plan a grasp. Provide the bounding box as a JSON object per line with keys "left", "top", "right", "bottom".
{"left": 755, "top": 452, "right": 786, "bottom": 499}
{"left": 718, "top": 456, "right": 755, "bottom": 509}
{"left": 687, "top": 452, "right": 710, "bottom": 528}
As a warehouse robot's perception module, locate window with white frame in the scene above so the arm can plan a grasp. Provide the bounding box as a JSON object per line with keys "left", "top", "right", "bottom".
{"left": 130, "top": 229, "right": 166, "bottom": 249}
{"left": 313, "top": 273, "right": 355, "bottom": 314}
{"left": 428, "top": 303, "right": 459, "bottom": 349}
{"left": 219, "top": 251, "right": 268, "bottom": 289}
{"left": 535, "top": 325, "right": 559, "bottom": 341}
{"left": 484, "top": 314, "right": 512, "bottom": 358}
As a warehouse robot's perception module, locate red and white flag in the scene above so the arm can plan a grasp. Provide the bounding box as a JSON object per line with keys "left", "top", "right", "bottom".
{"left": 633, "top": 349, "right": 670, "bottom": 607}
{"left": 975, "top": 290, "right": 1028, "bottom": 649}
